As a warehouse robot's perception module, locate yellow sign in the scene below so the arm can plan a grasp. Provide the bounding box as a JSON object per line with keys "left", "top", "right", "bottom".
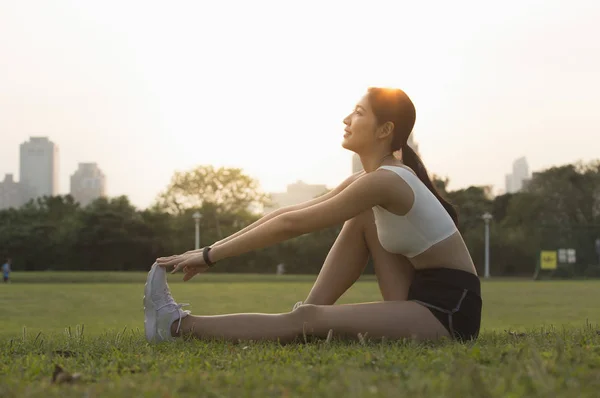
{"left": 540, "top": 251, "right": 557, "bottom": 270}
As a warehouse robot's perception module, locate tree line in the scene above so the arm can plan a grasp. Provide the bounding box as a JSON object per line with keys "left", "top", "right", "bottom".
{"left": 1, "top": 162, "right": 599, "bottom": 277}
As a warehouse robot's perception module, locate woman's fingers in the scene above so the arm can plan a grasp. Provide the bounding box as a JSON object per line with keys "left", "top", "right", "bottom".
{"left": 156, "top": 254, "right": 179, "bottom": 262}
{"left": 155, "top": 253, "right": 205, "bottom": 279}
{"left": 183, "top": 269, "right": 199, "bottom": 282}
{"left": 157, "top": 250, "right": 195, "bottom": 263}
{"left": 170, "top": 255, "right": 198, "bottom": 274}
{"left": 170, "top": 260, "right": 188, "bottom": 274}
{"left": 157, "top": 248, "right": 205, "bottom": 267}
{"left": 157, "top": 257, "right": 182, "bottom": 269}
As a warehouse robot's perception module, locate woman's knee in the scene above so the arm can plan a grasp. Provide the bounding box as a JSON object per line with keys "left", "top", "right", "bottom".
{"left": 291, "top": 303, "right": 320, "bottom": 325}
{"left": 344, "top": 210, "right": 374, "bottom": 234}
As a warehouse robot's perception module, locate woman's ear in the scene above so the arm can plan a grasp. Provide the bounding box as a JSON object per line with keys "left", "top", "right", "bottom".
{"left": 377, "top": 121, "right": 394, "bottom": 139}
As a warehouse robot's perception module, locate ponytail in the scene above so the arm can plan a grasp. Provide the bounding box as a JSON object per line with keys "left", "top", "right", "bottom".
{"left": 402, "top": 144, "right": 458, "bottom": 226}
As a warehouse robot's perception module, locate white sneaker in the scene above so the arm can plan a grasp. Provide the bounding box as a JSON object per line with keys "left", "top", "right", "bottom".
{"left": 144, "top": 263, "right": 190, "bottom": 343}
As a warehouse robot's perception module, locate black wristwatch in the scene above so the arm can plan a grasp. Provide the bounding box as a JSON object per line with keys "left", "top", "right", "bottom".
{"left": 203, "top": 246, "right": 216, "bottom": 267}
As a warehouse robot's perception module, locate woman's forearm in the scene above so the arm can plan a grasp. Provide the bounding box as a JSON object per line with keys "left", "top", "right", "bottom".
{"left": 212, "top": 208, "right": 285, "bottom": 247}
{"left": 209, "top": 213, "right": 298, "bottom": 263}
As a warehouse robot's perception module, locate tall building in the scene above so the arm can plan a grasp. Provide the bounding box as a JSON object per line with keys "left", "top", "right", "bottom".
{"left": 505, "top": 174, "right": 515, "bottom": 194}
{"left": 70, "top": 163, "right": 106, "bottom": 206}
{"left": 265, "top": 180, "right": 328, "bottom": 213}
{"left": 0, "top": 174, "right": 27, "bottom": 210}
{"left": 351, "top": 133, "right": 420, "bottom": 173}
{"left": 505, "top": 157, "right": 530, "bottom": 194}
{"left": 19, "top": 137, "right": 59, "bottom": 201}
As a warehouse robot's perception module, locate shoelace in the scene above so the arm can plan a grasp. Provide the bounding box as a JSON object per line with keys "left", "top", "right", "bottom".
{"left": 156, "top": 302, "right": 190, "bottom": 334}
{"left": 174, "top": 303, "right": 190, "bottom": 334}
{"left": 155, "top": 287, "right": 190, "bottom": 335}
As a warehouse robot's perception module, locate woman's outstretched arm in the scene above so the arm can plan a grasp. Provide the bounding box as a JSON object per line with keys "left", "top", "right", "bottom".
{"left": 209, "top": 171, "right": 366, "bottom": 248}
{"left": 208, "top": 170, "right": 392, "bottom": 263}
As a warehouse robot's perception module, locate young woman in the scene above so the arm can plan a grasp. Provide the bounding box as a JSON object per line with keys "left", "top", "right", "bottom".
{"left": 147, "top": 88, "right": 482, "bottom": 344}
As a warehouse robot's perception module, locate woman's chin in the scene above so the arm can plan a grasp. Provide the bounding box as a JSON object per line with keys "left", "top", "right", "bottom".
{"left": 341, "top": 138, "right": 353, "bottom": 151}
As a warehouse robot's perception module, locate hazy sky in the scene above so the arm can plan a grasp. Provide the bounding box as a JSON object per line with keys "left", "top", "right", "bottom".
{"left": 1, "top": 0, "right": 599, "bottom": 209}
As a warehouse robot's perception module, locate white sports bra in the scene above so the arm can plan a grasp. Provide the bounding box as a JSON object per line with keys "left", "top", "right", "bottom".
{"left": 372, "top": 165, "right": 458, "bottom": 258}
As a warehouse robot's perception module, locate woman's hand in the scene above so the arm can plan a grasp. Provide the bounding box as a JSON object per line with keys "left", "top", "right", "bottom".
{"left": 156, "top": 250, "right": 209, "bottom": 281}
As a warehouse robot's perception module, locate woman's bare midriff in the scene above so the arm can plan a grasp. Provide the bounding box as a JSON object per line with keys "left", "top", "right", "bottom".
{"left": 405, "top": 232, "right": 477, "bottom": 275}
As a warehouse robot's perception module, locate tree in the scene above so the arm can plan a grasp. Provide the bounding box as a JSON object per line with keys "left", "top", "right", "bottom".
{"left": 524, "top": 161, "right": 600, "bottom": 227}
{"left": 1, "top": 160, "right": 598, "bottom": 276}
{"left": 520, "top": 161, "right": 600, "bottom": 267}
{"left": 73, "top": 196, "right": 156, "bottom": 270}
{"left": 0, "top": 195, "right": 82, "bottom": 270}
{"left": 446, "top": 186, "right": 493, "bottom": 233}
{"left": 432, "top": 175, "right": 450, "bottom": 196}
{"left": 155, "top": 165, "right": 270, "bottom": 214}
{"left": 155, "top": 165, "right": 271, "bottom": 240}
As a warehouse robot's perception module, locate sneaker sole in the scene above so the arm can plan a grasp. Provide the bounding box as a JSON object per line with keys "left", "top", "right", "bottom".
{"left": 143, "top": 263, "right": 159, "bottom": 343}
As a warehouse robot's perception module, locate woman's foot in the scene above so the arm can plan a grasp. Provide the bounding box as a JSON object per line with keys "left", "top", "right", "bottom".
{"left": 144, "top": 263, "right": 190, "bottom": 343}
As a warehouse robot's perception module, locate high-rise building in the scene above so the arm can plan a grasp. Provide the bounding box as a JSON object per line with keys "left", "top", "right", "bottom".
{"left": 351, "top": 133, "right": 420, "bottom": 173}
{"left": 505, "top": 157, "right": 530, "bottom": 194}
{"left": 19, "top": 137, "right": 59, "bottom": 201}
{"left": 505, "top": 174, "right": 515, "bottom": 194}
{"left": 0, "top": 174, "right": 27, "bottom": 210}
{"left": 264, "top": 180, "right": 328, "bottom": 213}
{"left": 70, "top": 163, "right": 106, "bottom": 206}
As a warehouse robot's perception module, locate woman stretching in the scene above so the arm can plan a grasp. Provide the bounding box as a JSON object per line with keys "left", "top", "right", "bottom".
{"left": 147, "top": 87, "right": 482, "bottom": 344}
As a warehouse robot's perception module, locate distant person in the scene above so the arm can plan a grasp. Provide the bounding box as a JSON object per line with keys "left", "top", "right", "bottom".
{"left": 276, "top": 263, "right": 286, "bottom": 275}
{"left": 2, "top": 258, "right": 11, "bottom": 283}
{"left": 148, "top": 87, "right": 481, "bottom": 344}
{"left": 595, "top": 238, "right": 600, "bottom": 265}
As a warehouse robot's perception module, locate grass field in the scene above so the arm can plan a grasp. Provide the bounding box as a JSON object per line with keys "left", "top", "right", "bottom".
{"left": 1, "top": 272, "right": 600, "bottom": 397}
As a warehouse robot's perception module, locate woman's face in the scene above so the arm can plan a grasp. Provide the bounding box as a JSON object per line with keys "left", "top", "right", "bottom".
{"left": 342, "top": 94, "right": 379, "bottom": 153}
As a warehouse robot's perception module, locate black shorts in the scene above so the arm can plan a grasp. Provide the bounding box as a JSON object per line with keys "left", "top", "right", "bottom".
{"left": 408, "top": 267, "right": 482, "bottom": 341}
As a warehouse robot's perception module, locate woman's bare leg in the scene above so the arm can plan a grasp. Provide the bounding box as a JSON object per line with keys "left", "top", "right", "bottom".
{"left": 174, "top": 300, "right": 450, "bottom": 342}
{"left": 363, "top": 211, "right": 415, "bottom": 301}
{"left": 304, "top": 210, "right": 414, "bottom": 305}
{"left": 303, "top": 211, "right": 370, "bottom": 305}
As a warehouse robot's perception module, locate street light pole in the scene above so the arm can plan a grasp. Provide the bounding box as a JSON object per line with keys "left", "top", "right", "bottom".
{"left": 482, "top": 212, "right": 493, "bottom": 279}
{"left": 192, "top": 211, "right": 202, "bottom": 250}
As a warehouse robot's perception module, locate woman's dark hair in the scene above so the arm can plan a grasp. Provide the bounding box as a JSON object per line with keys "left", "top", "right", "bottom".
{"left": 367, "top": 87, "right": 458, "bottom": 226}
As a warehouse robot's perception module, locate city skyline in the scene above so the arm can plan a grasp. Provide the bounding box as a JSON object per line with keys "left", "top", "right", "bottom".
{"left": 0, "top": 136, "right": 106, "bottom": 209}
{"left": 1, "top": 1, "right": 599, "bottom": 209}
{"left": 1, "top": 133, "right": 547, "bottom": 210}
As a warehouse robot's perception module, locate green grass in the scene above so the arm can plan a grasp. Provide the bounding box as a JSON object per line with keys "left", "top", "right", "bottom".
{"left": 1, "top": 273, "right": 600, "bottom": 397}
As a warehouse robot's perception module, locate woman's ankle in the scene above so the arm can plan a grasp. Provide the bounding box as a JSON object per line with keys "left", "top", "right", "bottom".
{"left": 171, "top": 314, "right": 191, "bottom": 337}
{"left": 170, "top": 320, "right": 180, "bottom": 337}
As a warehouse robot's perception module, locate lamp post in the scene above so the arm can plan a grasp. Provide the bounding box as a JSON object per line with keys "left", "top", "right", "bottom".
{"left": 192, "top": 211, "right": 202, "bottom": 250}
{"left": 482, "top": 212, "right": 493, "bottom": 279}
